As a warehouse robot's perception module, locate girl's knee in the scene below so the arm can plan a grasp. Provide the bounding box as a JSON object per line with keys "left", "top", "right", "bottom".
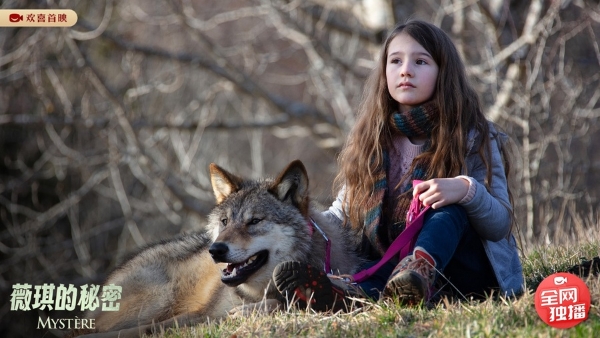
{"left": 425, "top": 204, "right": 468, "bottom": 224}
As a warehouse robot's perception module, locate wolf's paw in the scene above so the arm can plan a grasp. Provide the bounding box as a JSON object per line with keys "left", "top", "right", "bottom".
{"left": 273, "top": 261, "right": 348, "bottom": 312}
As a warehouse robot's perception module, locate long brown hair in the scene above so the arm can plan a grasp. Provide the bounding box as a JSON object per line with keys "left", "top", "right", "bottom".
{"left": 335, "top": 20, "right": 509, "bottom": 230}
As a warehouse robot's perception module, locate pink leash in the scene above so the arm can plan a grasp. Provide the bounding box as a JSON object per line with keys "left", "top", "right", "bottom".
{"left": 309, "top": 180, "right": 429, "bottom": 279}
{"left": 352, "top": 180, "right": 430, "bottom": 283}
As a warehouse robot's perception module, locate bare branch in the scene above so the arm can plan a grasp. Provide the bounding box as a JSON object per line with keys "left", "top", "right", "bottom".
{"left": 11, "top": 169, "right": 110, "bottom": 239}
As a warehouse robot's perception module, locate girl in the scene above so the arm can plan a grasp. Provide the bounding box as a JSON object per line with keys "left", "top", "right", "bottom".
{"left": 273, "top": 20, "right": 523, "bottom": 311}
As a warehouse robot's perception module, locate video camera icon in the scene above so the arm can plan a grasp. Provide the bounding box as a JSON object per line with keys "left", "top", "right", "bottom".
{"left": 553, "top": 276, "right": 568, "bottom": 285}
{"left": 9, "top": 13, "right": 23, "bottom": 22}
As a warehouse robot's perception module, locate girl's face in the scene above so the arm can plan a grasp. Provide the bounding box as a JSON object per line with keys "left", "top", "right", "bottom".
{"left": 386, "top": 32, "right": 439, "bottom": 112}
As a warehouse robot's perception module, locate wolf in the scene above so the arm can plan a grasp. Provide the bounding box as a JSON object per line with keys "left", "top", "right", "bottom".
{"left": 68, "top": 160, "right": 360, "bottom": 338}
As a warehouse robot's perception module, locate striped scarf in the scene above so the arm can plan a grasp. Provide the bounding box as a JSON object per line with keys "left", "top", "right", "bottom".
{"left": 363, "top": 101, "right": 438, "bottom": 257}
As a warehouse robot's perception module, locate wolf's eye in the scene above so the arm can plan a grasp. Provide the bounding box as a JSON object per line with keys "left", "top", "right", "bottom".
{"left": 221, "top": 218, "right": 228, "bottom": 226}
{"left": 248, "top": 218, "right": 261, "bottom": 225}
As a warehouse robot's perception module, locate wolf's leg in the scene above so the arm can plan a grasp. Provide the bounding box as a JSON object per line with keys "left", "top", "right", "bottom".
{"left": 229, "top": 298, "right": 281, "bottom": 317}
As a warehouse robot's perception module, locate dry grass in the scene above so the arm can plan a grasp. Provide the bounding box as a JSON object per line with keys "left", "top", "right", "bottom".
{"left": 152, "top": 235, "right": 600, "bottom": 338}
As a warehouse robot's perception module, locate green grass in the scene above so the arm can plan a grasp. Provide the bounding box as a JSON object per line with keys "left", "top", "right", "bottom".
{"left": 156, "top": 238, "right": 600, "bottom": 338}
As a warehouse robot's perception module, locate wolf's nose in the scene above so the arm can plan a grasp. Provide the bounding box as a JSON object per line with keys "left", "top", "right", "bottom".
{"left": 209, "top": 242, "right": 229, "bottom": 262}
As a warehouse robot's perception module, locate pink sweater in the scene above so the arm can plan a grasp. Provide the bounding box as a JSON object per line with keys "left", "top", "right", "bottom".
{"left": 388, "top": 135, "right": 425, "bottom": 199}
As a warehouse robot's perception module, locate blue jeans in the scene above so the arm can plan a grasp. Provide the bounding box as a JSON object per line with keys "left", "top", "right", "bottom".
{"left": 357, "top": 204, "right": 498, "bottom": 300}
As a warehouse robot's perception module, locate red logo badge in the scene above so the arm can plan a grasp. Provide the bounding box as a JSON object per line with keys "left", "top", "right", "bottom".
{"left": 534, "top": 272, "right": 591, "bottom": 329}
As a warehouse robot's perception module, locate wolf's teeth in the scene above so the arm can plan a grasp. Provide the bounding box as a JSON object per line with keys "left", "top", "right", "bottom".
{"left": 240, "top": 255, "right": 256, "bottom": 269}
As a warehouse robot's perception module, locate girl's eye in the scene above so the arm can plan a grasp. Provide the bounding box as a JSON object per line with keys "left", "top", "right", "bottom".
{"left": 248, "top": 218, "right": 261, "bottom": 225}
{"left": 221, "top": 218, "right": 228, "bottom": 226}
{"left": 416, "top": 59, "right": 428, "bottom": 65}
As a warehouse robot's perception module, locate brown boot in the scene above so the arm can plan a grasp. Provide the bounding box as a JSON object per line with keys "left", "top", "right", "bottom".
{"left": 383, "top": 248, "right": 436, "bottom": 305}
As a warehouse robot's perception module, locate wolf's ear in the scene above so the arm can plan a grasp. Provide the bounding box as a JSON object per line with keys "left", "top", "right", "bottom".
{"left": 209, "top": 163, "right": 243, "bottom": 204}
{"left": 269, "top": 160, "right": 309, "bottom": 215}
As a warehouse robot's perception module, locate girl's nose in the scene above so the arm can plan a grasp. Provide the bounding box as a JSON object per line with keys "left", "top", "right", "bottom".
{"left": 400, "top": 63, "right": 413, "bottom": 77}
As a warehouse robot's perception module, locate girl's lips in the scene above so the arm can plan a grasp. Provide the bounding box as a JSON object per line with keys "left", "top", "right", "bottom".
{"left": 398, "top": 82, "right": 415, "bottom": 88}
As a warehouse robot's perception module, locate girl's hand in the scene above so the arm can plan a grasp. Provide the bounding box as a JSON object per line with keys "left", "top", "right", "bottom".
{"left": 413, "top": 178, "right": 469, "bottom": 209}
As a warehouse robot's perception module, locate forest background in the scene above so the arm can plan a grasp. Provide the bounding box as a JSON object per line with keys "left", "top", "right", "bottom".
{"left": 1, "top": 0, "right": 599, "bottom": 337}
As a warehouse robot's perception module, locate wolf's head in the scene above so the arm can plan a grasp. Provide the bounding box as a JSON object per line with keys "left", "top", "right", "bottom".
{"left": 207, "top": 160, "right": 314, "bottom": 300}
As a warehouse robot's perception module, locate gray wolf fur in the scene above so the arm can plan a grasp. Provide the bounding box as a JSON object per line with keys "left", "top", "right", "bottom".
{"left": 69, "top": 160, "right": 360, "bottom": 338}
